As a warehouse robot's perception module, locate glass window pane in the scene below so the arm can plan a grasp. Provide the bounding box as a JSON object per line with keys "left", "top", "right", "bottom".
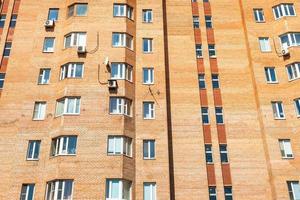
{"left": 48, "top": 9, "right": 59, "bottom": 20}
{"left": 76, "top": 4, "right": 87, "bottom": 16}
{"left": 111, "top": 180, "right": 120, "bottom": 198}
{"left": 150, "top": 141, "right": 155, "bottom": 158}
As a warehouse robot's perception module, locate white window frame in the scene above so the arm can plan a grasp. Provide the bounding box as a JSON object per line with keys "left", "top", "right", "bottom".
{"left": 196, "top": 44, "right": 202, "bottom": 58}
{"left": 280, "top": 32, "right": 300, "bottom": 48}
{"left": 219, "top": 144, "right": 228, "bottom": 163}
{"left": 294, "top": 98, "right": 300, "bottom": 117}
{"left": 143, "top": 68, "right": 154, "bottom": 84}
{"left": 0, "top": 73, "right": 6, "bottom": 89}
{"left": 143, "top": 182, "right": 156, "bottom": 200}
{"left": 60, "top": 63, "right": 84, "bottom": 80}
{"left": 253, "top": 8, "right": 265, "bottom": 22}
{"left": 205, "top": 15, "right": 212, "bottom": 28}
{"left": 51, "top": 136, "right": 77, "bottom": 156}
{"left": 143, "top": 38, "right": 153, "bottom": 53}
{"left": 208, "top": 44, "right": 216, "bottom": 57}
{"left": 279, "top": 139, "right": 293, "bottom": 159}
{"left": 109, "top": 97, "right": 132, "bottom": 116}
{"left": 33, "top": 102, "right": 46, "bottom": 120}
{"left": 64, "top": 32, "right": 87, "bottom": 48}
{"left": 211, "top": 74, "right": 220, "bottom": 88}
{"left": 55, "top": 97, "right": 81, "bottom": 116}
{"left": 201, "top": 107, "right": 209, "bottom": 124}
{"left": 110, "top": 63, "right": 133, "bottom": 81}
{"left": 107, "top": 136, "right": 132, "bottom": 157}
{"left": 198, "top": 74, "right": 205, "bottom": 89}
{"left": 113, "top": 4, "right": 133, "bottom": 19}
{"left": 193, "top": 16, "right": 200, "bottom": 28}
{"left": 143, "top": 140, "right": 155, "bottom": 159}
{"left": 287, "top": 181, "right": 300, "bottom": 200}
{"left": 286, "top": 63, "right": 300, "bottom": 81}
{"left": 38, "top": 68, "right": 51, "bottom": 84}
{"left": 20, "top": 184, "right": 35, "bottom": 200}
{"left": 26, "top": 140, "right": 40, "bottom": 160}
{"left": 45, "top": 180, "right": 73, "bottom": 200}
{"left": 209, "top": 186, "right": 217, "bottom": 199}
{"left": 112, "top": 33, "right": 133, "bottom": 49}
{"left": 273, "top": 4, "right": 296, "bottom": 20}
{"left": 142, "top": 9, "right": 153, "bottom": 23}
{"left": 271, "top": 101, "right": 285, "bottom": 119}
{"left": 264, "top": 67, "right": 278, "bottom": 83}
{"left": 224, "top": 186, "right": 233, "bottom": 200}
{"left": 43, "top": 37, "right": 55, "bottom": 53}
{"left": 106, "top": 179, "right": 132, "bottom": 200}
{"left": 259, "top": 37, "right": 271, "bottom": 52}
{"left": 215, "top": 107, "right": 224, "bottom": 124}
{"left": 205, "top": 144, "right": 213, "bottom": 163}
{"left": 143, "top": 102, "right": 155, "bottom": 119}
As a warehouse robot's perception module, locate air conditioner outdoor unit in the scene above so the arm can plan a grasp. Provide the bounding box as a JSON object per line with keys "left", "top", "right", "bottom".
{"left": 108, "top": 79, "right": 118, "bottom": 89}
{"left": 77, "top": 46, "right": 86, "bottom": 54}
{"left": 281, "top": 47, "right": 290, "bottom": 56}
{"left": 44, "top": 20, "right": 54, "bottom": 28}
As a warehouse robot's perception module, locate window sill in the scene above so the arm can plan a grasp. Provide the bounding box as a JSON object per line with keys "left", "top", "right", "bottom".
{"left": 282, "top": 157, "right": 294, "bottom": 159}
{"left": 206, "top": 162, "right": 214, "bottom": 165}
{"left": 54, "top": 113, "right": 80, "bottom": 118}
{"left": 50, "top": 154, "right": 76, "bottom": 158}
{"left": 142, "top": 21, "right": 153, "bottom": 24}
{"left": 26, "top": 159, "right": 39, "bottom": 161}
{"left": 37, "top": 83, "right": 50, "bottom": 85}
{"left": 143, "top": 158, "right": 156, "bottom": 160}
{"left": 109, "top": 113, "right": 132, "bottom": 118}
{"left": 274, "top": 117, "right": 286, "bottom": 120}
{"left": 143, "top": 118, "right": 155, "bottom": 120}
{"left": 32, "top": 118, "right": 45, "bottom": 121}
{"left": 143, "top": 51, "right": 153, "bottom": 54}
{"left": 142, "top": 83, "right": 155, "bottom": 85}
{"left": 266, "top": 81, "right": 279, "bottom": 84}
{"left": 43, "top": 51, "right": 54, "bottom": 53}
{"left": 209, "top": 56, "right": 217, "bottom": 58}
{"left": 107, "top": 154, "right": 133, "bottom": 159}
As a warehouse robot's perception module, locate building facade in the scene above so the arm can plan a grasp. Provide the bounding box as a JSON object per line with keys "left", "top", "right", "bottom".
{"left": 0, "top": 0, "right": 299, "bottom": 199}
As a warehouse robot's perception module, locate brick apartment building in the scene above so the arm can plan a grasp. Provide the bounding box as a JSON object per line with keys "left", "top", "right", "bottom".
{"left": 0, "top": 0, "right": 299, "bottom": 199}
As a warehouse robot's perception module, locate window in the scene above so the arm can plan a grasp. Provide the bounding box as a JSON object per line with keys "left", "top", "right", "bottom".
{"left": 220, "top": 144, "right": 228, "bottom": 163}
{"left": 286, "top": 63, "right": 300, "bottom": 81}
{"left": 20, "top": 184, "right": 35, "bottom": 200}
{"left": 205, "top": 144, "right": 213, "bottom": 163}
{"left": 46, "top": 180, "right": 73, "bottom": 200}
{"left": 113, "top": 4, "right": 133, "bottom": 19}
{"left": 279, "top": 139, "right": 293, "bottom": 158}
{"left": 201, "top": 107, "right": 209, "bottom": 124}
{"left": 111, "top": 63, "right": 133, "bottom": 81}
{"left": 264, "top": 67, "right": 278, "bottom": 83}
{"left": 193, "top": 16, "right": 199, "bottom": 28}
{"left": 212, "top": 74, "right": 219, "bottom": 88}
{"left": 143, "top": 9, "right": 152, "bottom": 23}
{"left": 106, "top": 179, "right": 132, "bottom": 200}
{"left": 68, "top": 3, "right": 88, "bottom": 17}
{"left": 60, "top": 63, "right": 84, "bottom": 80}
{"left": 280, "top": 33, "right": 300, "bottom": 49}
{"left": 64, "top": 32, "right": 86, "bottom": 48}
{"left": 144, "top": 182, "right": 156, "bottom": 200}
{"left": 9, "top": 14, "right": 17, "bottom": 28}
{"left": 112, "top": 33, "right": 133, "bottom": 49}
{"left": 48, "top": 8, "right": 59, "bottom": 21}
{"left": 209, "top": 186, "right": 217, "bottom": 200}
{"left": 198, "top": 74, "right": 205, "bottom": 89}
{"left": 51, "top": 136, "right": 77, "bottom": 156}
{"left": 143, "top": 68, "right": 154, "bottom": 84}
{"left": 196, "top": 44, "right": 202, "bottom": 58}
{"left": 259, "top": 37, "right": 271, "bottom": 52}
{"left": 143, "top": 140, "right": 155, "bottom": 159}
{"left": 294, "top": 98, "right": 300, "bottom": 117}
{"left": 215, "top": 107, "right": 224, "bottom": 124}
{"left": 205, "top": 16, "right": 212, "bottom": 28}
{"left": 287, "top": 181, "right": 300, "bottom": 200}
{"left": 208, "top": 44, "right": 216, "bottom": 57}
{"left": 272, "top": 101, "right": 285, "bottom": 119}
{"left": 143, "top": 102, "right": 155, "bottom": 119}
{"left": 38, "top": 69, "right": 50, "bottom": 84}
{"left": 273, "top": 4, "right": 295, "bottom": 19}
{"left": 55, "top": 97, "right": 81, "bottom": 116}
{"left": 0, "top": 14, "right": 6, "bottom": 28}
{"left": 33, "top": 102, "right": 46, "bottom": 120}
{"left": 3, "top": 42, "right": 12, "bottom": 57}
{"left": 143, "top": 38, "right": 153, "bottom": 53}
{"left": 26, "top": 140, "right": 40, "bottom": 160}
{"left": 43, "top": 37, "right": 55, "bottom": 52}
{"left": 109, "top": 97, "right": 132, "bottom": 116}
{"left": 224, "top": 186, "right": 233, "bottom": 200}
{"left": 0, "top": 73, "right": 5, "bottom": 89}
{"left": 253, "top": 9, "right": 265, "bottom": 22}
{"left": 107, "top": 136, "right": 132, "bottom": 156}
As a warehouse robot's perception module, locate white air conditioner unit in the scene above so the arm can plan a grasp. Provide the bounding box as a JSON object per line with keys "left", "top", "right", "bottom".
{"left": 108, "top": 79, "right": 118, "bottom": 89}
{"left": 77, "top": 46, "right": 86, "bottom": 54}
{"left": 281, "top": 47, "right": 290, "bottom": 56}
{"left": 44, "top": 20, "right": 54, "bottom": 28}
